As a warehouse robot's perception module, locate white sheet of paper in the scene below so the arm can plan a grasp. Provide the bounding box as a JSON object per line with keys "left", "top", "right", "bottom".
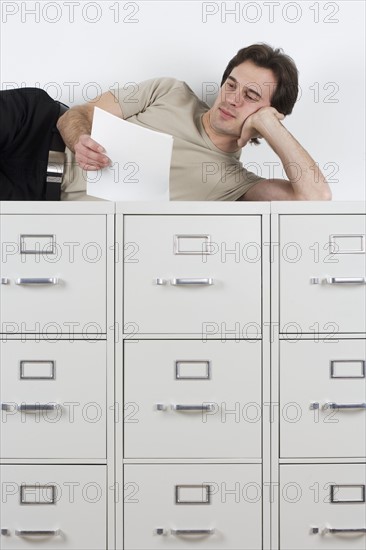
{"left": 87, "top": 107, "right": 173, "bottom": 201}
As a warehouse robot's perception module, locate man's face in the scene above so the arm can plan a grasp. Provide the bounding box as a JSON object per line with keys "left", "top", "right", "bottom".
{"left": 208, "top": 60, "right": 277, "bottom": 138}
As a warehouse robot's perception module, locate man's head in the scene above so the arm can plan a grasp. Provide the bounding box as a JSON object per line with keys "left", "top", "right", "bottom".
{"left": 221, "top": 43, "right": 299, "bottom": 118}
{"left": 203, "top": 43, "right": 299, "bottom": 151}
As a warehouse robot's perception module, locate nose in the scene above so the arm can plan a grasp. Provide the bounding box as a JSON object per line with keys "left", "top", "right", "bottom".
{"left": 225, "top": 89, "right": 242, "bottom": 108}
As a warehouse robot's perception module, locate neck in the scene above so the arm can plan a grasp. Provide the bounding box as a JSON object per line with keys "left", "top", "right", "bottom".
{"left": 202, "top": 111, "right": 241, "bottom": 153}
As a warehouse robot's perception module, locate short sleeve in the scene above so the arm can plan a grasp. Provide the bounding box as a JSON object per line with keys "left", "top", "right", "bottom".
{"left": 110, "top": 77, "right": 182, "bottom": 120}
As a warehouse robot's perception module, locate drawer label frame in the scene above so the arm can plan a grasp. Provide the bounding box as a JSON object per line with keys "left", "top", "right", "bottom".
{"left": 175, "top": 360, "right": 211, "bottom": 380}
{"left": 173, "top": 234, "right": 212, "bottom": 255}
{"left": 175, "top": 484, "right": 211, "bottom": 505}
{"left": 330, "top": 484, "right": 365, "bottom": 503}
{"left": 20, "top": 234, "right": 56, "bottom": 255}
{"left": 329, "top": 233, "right": 365, "bottom": 254}
{"left": 20, "top": 360, "right": 56, "bottom": 380}
{"left": 20, "top": 484, "right": 57, "bottom": 505}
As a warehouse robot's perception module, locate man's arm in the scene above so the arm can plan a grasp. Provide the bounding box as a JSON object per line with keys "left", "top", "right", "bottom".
{"left": 238, "top": 107, "right": 332, "bottom": 201}
{"left": 57, "top": 91, "right": 123, "bottom": 170}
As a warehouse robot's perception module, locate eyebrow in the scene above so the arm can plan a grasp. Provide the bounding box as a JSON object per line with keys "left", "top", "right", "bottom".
{"left": 227, "top": 75, "right": 262, "bottom": 99}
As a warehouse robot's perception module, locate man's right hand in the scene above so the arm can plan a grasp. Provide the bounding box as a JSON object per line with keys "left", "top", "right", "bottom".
{"left": 74, "top": 134, "right": 111, "bottom": 171}
{"left": 57, "top": 91, "right": 123, "bottom": 170}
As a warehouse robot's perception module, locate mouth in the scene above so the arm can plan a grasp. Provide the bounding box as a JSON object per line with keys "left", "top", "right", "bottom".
{"left": 219, "top": 107, "right": 236, "bottom": 119}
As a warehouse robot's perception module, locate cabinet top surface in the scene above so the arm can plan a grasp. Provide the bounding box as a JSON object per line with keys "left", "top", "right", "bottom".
{"left": 270, "top": 200, "right": 366, "bottom": 214}
{"left": 0, "top": 201, "right": 115, "bottom": 215}
{"left": 115, "top": 200, "right": 365, "bottom": 214}
{"left": 0, "top": 200, "right": 364, "bottom": 215}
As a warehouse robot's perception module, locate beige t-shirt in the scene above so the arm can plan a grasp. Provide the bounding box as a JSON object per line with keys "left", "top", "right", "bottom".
{"left": 61, "top": 77, "right": 264, "bottom": 201}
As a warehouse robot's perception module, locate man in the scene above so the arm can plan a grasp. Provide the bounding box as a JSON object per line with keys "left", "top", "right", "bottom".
{"left": 1, "top": 44, "right": 332, "bottom": 201}
{"left": 58, "top": 43, "right": 331, "bottom": 201}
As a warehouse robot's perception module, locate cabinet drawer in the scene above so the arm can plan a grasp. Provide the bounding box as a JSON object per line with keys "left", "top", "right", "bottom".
{"left": 0, "top": 215, "right": 107, "bottom": 333}
{"left": 124, "top": 215, "right": 262, "bottom": 334}
{"left": 124, "top": 339, "right": 261, "bottom": 458}
{"left": 124, "top": 463, "right": 262, "bottom": 550}
{"left": 279, "top": 339, "right": 366, "bottom": 458}
{"left": 279, "top": 215, "right": 366, "bottom": 334}
{"left": 0, "top": 464, "right": 106, "bottom": 549}
{"left": 0, "top": 339, "right": 106, "bottom": 459}
{"left": 280, "top": 463, "right": 366, "bottom": 549}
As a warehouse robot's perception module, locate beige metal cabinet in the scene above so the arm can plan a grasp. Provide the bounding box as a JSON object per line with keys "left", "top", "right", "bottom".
{"left": 117, "top": 203, "right": 270, "bottom": 550}
{"left": 0, "top": 202, "right": 115, "bottom": 550}
{"left": 272, "top": 203, "right": 366, "bottom": 550}
{"left": 2, "top": 201, "right": 365, "bottom": 550}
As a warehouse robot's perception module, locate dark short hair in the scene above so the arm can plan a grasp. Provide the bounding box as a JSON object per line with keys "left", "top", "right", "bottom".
{"left": 221, "top": 43, "right": 299, "bottom": 143}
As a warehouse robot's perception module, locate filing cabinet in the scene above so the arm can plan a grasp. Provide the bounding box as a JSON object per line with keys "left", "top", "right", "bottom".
{"left": 117, "top": 202, "right": 271, "bottom": 550}
{"left": 0, "top": 202, "right": 115, "bottom": 550}
{"left": 272, "top": 202, "right": 366, "bottom": 550}
{"left": 1, "top": 200, "right": 365, "bottom": 549}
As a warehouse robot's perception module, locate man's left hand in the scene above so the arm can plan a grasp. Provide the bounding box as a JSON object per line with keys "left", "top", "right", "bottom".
{"left": 237, "top": 106, "right": 285, "bottom": 148}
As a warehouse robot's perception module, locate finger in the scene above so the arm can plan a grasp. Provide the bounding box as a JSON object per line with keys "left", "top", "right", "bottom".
{"left": 79, "top": 134, "right": 106, "bottom": 153}
{"left": 76, "top": 152, "right": 107, "bottom": 170}
{"left": 77, "top": 160, "right": 103, "bottom": 171}
{"left": 75, "top": 145, "right": 110, "bottom": 167}
{"left": 83, "top": 163, "right": 103, "bottom": 171}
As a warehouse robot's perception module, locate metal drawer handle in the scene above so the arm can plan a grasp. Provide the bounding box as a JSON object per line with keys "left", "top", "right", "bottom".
{"left": 15, "top": 277, "right": 59, "bottom": 285}
{"left": 328, "top": 277, "right": 366, "bottom": 284}
{"left": 171, "top": 278, "right": 214, "bottom": 286}
{"left": 310, "top": 402, "right": 366, "bottom": 411}
{"left": 154, "top": 528, "right": 214, "bottom": 536}
{"left": 172, "top": 529, "right": 215, "bottom": 536}
{"left": 1, "top": 278, "right": 9, "bottom": 285}
{"left": 15, "top": 530, "right": 61, "bottom": 537}
{"left": 155, "top": 278, "right": 214, "bottom": 286}
{"left": 1, "top": 529, "right": 10, "bottom": 536}
{"left": 326, "top": 402, "right": 366, "bottom": 410}
{"left": 172, "top": 404, "right": 215, "bottom": 412}
{"left": 155, "top": 403, "right": 215, "bottom": 412}
{"left": 1, "top": 403, "right": 59, "bottom": 412}
{"left": 311, "top": 277, "right": 366, "bottom": 285}
{"left": 322, "top": 527, "right": 366, "bottom": 535}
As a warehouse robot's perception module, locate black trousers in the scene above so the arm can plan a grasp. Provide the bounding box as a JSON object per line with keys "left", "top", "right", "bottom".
{"left": 0, "top": 88, "right": 63, "bottom": 200}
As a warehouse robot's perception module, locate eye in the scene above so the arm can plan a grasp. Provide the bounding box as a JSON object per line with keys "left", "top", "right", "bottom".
{"left": 245, "top": 91, "right": 259, "bottom": 102}
{"left": 226, "top": 81, "right": 236, "bottom": 90}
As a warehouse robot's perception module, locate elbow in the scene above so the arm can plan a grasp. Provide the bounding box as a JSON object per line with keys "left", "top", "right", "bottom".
{"left": 56, "top": 111, "right": 67, "bottom": 133}
{"left": 295, "top": 191, "right": 332, "bottom": 201}
{"left": 294, "top": 183, "right": 332, "bottom": 202}
{"left": 321, "top": 189, "right": 332, "bottom": 201}
{"left": 318, "top": 182, "right": 332, "bottom": 201}
{"left": 316, "top": 177, "right": 333, "bottom": 201}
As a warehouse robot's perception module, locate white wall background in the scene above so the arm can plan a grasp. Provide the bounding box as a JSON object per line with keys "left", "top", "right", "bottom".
{"left": 1, "top": 0, "right": 365, "bottom": 200}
